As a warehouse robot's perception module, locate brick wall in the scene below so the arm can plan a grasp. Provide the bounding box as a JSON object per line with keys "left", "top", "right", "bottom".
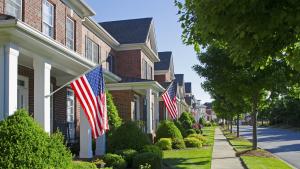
{"left": 0, "top": 0, "right": 83, "bottom": 54}
{"left": 0, "top": 0, "right": 3, "bottom": 13}
{"left": 154, "top": 75, "right": 166, "bottom": 84}
{"left": 115, "top": 50, "right": 142, "bottom": 78}
{"left": 110, "top": 90, "right": 135, "bottom": 121}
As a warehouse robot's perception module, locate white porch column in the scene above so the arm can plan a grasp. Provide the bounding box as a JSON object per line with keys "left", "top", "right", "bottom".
{"left": 33, "top": 58, "right": 51, "bottom": 133}
{"left": 0, "top": 43, "right": 19, "bottom": 120}
{"left": 154, "top": 92, "right": 159, "bottom": 129}
{"left": 95, "top": 134, "right": 106, "bottom": 156}
{"left": 80, "top": 107, "right": 93, "bottom": 158}
{"left": 146, "top": 89, "right": 153, "bottom": 133}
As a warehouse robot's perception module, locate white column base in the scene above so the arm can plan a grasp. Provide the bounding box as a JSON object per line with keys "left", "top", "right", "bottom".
{"left": 95, "top": 134, "right": 106, "bottom": 156}
{"left": 33, "top": 58, "right": 51, "bottom": 133}
{"left": 80, "top": 107, "right": 93, "bottom": 158}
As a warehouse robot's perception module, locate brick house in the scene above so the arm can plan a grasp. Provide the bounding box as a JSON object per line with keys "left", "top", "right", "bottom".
{"left": 154, "top": 51, "right": 176, "bottom": 120}
{"left": 99, "top": 18, "right": 165, "bottom": 138}
{"left": 0, "top": 0, "right": 125, "bottom": 158}
{"left": 175, "top": 74, "right": 189, "bottom": 116}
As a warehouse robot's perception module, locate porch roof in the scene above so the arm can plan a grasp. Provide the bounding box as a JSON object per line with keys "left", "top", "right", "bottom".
{"left": 106, "top": 80, "right": 165, "bottom": 93}
{"left": 0, "top": 18, "right": 121, "bottom": 83}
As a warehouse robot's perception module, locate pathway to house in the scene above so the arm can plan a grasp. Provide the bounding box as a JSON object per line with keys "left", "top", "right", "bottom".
{"left": 211, "top": 128, "right": 244, "bottom": 169}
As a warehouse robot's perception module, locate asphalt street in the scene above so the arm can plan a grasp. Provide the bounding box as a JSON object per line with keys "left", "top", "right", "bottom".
{"left": 234, "top": 125, "right": 300, "bottom": 169}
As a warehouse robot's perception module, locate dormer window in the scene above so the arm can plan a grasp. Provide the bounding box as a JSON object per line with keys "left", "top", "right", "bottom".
{"left": 5, "top": 0, "right": 22, "bottom": 20}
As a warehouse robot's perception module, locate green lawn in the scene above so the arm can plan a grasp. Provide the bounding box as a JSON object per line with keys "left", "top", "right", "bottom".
{"left": 222, "top": 129, "right": 293, "bottom": 169}
{"left": 241, "top": 156, "right": 293, "bottom": 169}
{"left": 163, "top": 126, "right": 215, "bottom": 169}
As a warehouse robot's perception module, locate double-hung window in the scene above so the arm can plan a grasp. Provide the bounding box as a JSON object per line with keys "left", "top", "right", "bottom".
{"left": 66, "top": 89, "right": 75, "bottom": 141}
{"left": 42, "top": 0, "right": 54, "bottom": 38}
{"left": 66, "top": 17, "right": 74, "bottom": 50}
{"left": 85, "top": 37, "right": 99, "bottom": 63}
{"left": 143, "top": 59, "right": 147, "bottom": 79}
{"left": 5, "top": 0, "right": 22, "bottom": 20}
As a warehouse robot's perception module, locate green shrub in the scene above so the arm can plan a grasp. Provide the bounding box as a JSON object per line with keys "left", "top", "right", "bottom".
{"left": 115, "top": 149, "right": 137, "bottom": 167}
{"left": 187, "top": 134, "right": 208, "bottom": 145}
{"left": 93, "top": 159, "right": 106, "bottom": 168}
{"left": 106, "top": 91, "right": 122, "bottom": 130}
{"left": 184, "top": 138, "right": 202, "bottom": 148}
{"left": 72, "top": 161, "right": 97, "bottom": 169}
{"left": 156, "top": 121, "right": 183, "bottom": 140}
{"left": 103, "top": 153, "right": 127, "bottom": 169}
{"left": 179, "top": 112, "right": 194, "bottom": 129}
{"left": 108, "top": 121, "right": 151, "bottom": 152}
{"left": 174, "top": 120, "right": 186, "bottom": 136}
{"left": 133, "top": 152, "right": 162, "bottom": 169}
{"left": 0, "top": 109, "right": 72, "bottom": 169}
{"left": 141, "top": 145, "right": 163, "bottom": 158}
{"left": 185, "top": 128, "right": 196, "bottom": 135}
{"left": 195, "top": 128, "right": 202, "bottom": 134}
{"left": 199, "top": 117, "right": 206, "bottom": 125}
{"left": 172, "top": 138, "right": 186, "bottom": 149}
{"left": 155, "top": 138, "right": 172, "bottom": 150}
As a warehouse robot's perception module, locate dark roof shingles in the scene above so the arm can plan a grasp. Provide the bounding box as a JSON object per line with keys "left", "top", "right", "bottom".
{"left": 185, "top": 82, "right": 192, "bottom": 93}
{"left": 155, "top": 52, "right": 172, "bottom": 70}
{"left": 99, "top": 18, "right": 152, "bottom": 44}
{"left": 175, "top": 74, "right": 184, "bottom": 86}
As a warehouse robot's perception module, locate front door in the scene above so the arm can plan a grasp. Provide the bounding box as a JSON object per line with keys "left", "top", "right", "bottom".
{"left": 17, "top": 76, "right": 29, "bottom": 110}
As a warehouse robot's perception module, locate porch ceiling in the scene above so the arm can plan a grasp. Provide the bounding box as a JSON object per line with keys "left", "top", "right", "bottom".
{"left": 107, "top": 81, "right": 165, "bottom": 94}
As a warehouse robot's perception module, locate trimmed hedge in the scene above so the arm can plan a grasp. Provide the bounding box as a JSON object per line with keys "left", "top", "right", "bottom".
{"left": 172, "top": 138, "right": 186, "bottom": 149}
{"left": 187, "top": 134, "right": 208, "bottom": 144}
{"left": 185, "top": 129, "right": 197, "bottom": 135}
{"left": 0, "top": 109, "right": 72, "bottom": 169}
{"left": 155, "top": 138, "right": 172, "bottom": 150}
{"left": 184, "top": 138, "right": 202, "bottom": 148}
{"left": 133, "top": 152, "right": 162, "bottom": 169}
{"left": 108, "top": 121, "right": 151, "bottom": 152}
{"left": 141, "top": 145, "right": 163, "bottom": 158}
{"left": 179, "top": 112, "right": 194, "bottom": 130}
{"left": 103, "top": 153, "right": 127, "bottom": 169}
{"left": 156, "top": 121, "right": 183, "bottom": 140}
{"left": 115, "top": 149, "right": 137, "bottom": 167}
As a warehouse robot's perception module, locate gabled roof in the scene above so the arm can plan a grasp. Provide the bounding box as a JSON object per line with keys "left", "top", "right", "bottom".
{"left": 155, "top": 52, "right": 172, "bottom": 70}
{"left": 185, "top": 82, "right": 192, "bottom": 93}
{"left": 120, "top": 77, "right": 154, "bottom": 83}
{"left": 175, "top": 74, "right": 184, "bottom": 86}
{"left": 99, "top": 18, "right": 153, "bottom": 44}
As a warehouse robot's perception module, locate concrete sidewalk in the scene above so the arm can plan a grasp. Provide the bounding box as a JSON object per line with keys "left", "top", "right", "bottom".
{"left": 211, "top": 128, "right": 244, "bottom": 169}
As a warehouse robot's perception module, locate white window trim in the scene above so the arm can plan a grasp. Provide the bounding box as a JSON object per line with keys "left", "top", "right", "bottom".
{"left": 42, "top": 0, "right": 54, "bottom": 38}
{"left": 85, "top": 37, "right": 99, "bottom": 64}
{"left": 66, "top": 17, "right": 75, "bottom": 50}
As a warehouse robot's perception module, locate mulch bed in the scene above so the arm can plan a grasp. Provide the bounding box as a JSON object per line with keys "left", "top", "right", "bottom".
{"left": 237, "top": 149, "right": 274, "bottom": 158}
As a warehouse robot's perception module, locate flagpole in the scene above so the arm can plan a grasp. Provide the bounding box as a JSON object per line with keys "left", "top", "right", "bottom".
{"left": 45, "top": 61, "right": 106, "bottom": 98}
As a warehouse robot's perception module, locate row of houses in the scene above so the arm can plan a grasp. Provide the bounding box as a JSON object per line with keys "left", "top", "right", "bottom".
{"left": 0, "top": 0, "right": 204, "bottom": 158}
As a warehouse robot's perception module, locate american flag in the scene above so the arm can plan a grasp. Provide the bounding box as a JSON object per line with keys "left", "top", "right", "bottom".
{"left": 70, "top": 66, "right": 108, "bottom": 139}
{"left": 162, "top": 81, "right": 178, "bottom": 119}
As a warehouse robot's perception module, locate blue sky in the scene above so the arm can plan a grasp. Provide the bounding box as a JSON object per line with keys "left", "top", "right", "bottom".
{"left": 85, "top": 0, "right": 212, "bottom": 103}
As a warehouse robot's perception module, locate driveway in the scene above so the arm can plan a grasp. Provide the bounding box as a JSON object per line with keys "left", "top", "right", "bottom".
{"left": 234, "top": 125, "right": 300, "bottom": 169}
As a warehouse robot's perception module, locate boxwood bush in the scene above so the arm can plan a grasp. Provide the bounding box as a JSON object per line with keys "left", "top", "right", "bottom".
{"left": 179, "top": 112, "right": 194, "bottom": 130}
{"left": 103, "top": 153, "right": 127, "bottom": 169}
{"left": 156, "top": 121, "right": 183, "bottom": 140}
{"left": 184, "top": 137, "right": 202, "bottom": 148}
{"left": 155, "top": 138, "right": 172, "bottom": 150}
{"left": 0, "top": 109, "right": 72, "bottom": 169}
{"left": 185, "top": 128, "right": 197, "bottom": 135}
{"left": 172, "top": 138, "right": 186, "bottom": 149}
{"left": 141, "top": 145, "right": 163, "bottom": 158}
{"left": 108, "top": 121, "right": 151, "bottom": 152}
{"left": 187, "top": 134, "right": 208, "bottom": 144}
{"left": 132, "top": 152, "right": 162, "bottom": 169}
{"left": 115, "top": 149, "right": 137, "bottom": 167}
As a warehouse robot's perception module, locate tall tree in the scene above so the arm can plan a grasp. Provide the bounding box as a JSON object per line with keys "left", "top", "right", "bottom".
{"left": 194, "top": 45, "right": 296, "bottom": 149}
{"left": 175, "top": 0, "right": 300, "bottom": 69}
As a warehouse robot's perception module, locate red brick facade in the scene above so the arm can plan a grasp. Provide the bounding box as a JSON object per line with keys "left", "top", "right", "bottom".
{"left": 1, "top": 0, "right": 83, "bottom": 54}
{"left": 110, "top": 90, "right": 135, "bottom": 121}
{"left": 154, "top": 75, "right": 166, "bottom": 84}
{"left": 115, "top": 50, "right": 142, "bottom": 78}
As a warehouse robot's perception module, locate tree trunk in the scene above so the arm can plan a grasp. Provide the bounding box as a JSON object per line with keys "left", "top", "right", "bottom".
{"left": 230, "top": 117, "right": 233, "bottom": 133}
{"left": 237, "top": 113, "right": 240, "bottom": 137}
{"left": 252, "top": 95, "right": 258, "bottom": 150}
